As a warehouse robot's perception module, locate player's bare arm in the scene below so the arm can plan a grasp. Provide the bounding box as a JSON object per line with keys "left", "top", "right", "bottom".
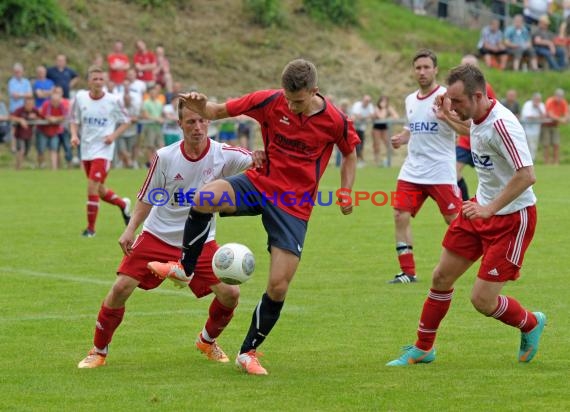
{"left": 391, "top": 128, "right": 410, "bottom": 149}
{"left": 179, "top": 92, "right": 229, "bottom": 120}
{"left": 70, "top": 122, "right": 80, "bottom": 147}
{"left": 104, "top": 121, "right": 132, "bottom": 145}
{"left": 118, "top": 200, "right": 153, "bottom": 255}
{"left": 250, "top": 150, "right": 266, "bottom": 169}
{"left": 462, "top": 165, "right": 536, "bottom": 220}
{"left": 339, "top": 149, "right": 357, "bottom": 215}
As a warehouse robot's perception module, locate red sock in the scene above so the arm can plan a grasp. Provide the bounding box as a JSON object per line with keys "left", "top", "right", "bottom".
{"left": 490, "top": 295, "right": 537, "bottom": 333}
{"left": 204, "top": 298, "right": 235, "bottom": 340}
{"left": 415, "top": 288, "right": 454, "bottom": 351}
{"left": 93, "top": 305, "right": 125, "bottom": 352}
{"left": 87, "top": 195, "right": 99, "bottom": 231}
{"left": 398, "top": 253, "right": 416, "bottom": 275}
{"left": 101, "top": 189, "right": 126, "bottom": 209}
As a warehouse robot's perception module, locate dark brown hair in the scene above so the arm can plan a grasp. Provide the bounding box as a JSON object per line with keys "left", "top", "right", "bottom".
{"left": 281, "top": 59, "right": 318, "bottom": 92}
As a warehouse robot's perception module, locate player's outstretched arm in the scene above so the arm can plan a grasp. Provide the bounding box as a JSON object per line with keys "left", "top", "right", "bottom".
{"left": 118, "top": 200, "right": 153, "bottom": 255}
{"left": 179, "top": 91, "right": 229, "bottom": 120}
{"left": 339, "top": 149, "right": 357, "bottom": 215}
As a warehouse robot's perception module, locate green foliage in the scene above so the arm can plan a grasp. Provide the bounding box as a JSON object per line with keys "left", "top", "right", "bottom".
{"left": 123, "top": 0, "right": 186, "bottom": 7}
{"left": 303, "top": 0, "right": 358, "bottom": 26}
{"left": 0, "top": 0, "right": 75, "bottom": 37}
{"left": 243, "top": 0, "right": 285, "bottom": 27}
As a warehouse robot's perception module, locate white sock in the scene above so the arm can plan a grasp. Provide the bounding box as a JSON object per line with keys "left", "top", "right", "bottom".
{"left": 201, "top": 328, "right": 214, "bottom": 343}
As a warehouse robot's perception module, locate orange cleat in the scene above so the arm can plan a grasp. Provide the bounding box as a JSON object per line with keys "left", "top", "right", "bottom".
{"left": 147, "top": 261, "right": 193, "bottom": 287}
{"left": 195, "top": 335, "right": 230, "bottom": 363}
{"left": 235, "top": 350, "right": 268, "bottom": 375}
{"left": 77, "top": 348, "right": 107, "bottom": 369}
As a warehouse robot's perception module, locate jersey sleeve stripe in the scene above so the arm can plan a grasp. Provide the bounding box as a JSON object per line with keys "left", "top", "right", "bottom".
{"left": 494, "top": 119, "right": 523, "bottom": 169}
{"left": 222, "top": 146, "right": 252, "bottom": 155}
{"left": 137, "top": 153, "right": 159, "bottom": 201}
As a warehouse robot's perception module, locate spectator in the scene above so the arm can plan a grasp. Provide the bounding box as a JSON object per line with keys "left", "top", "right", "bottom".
{"left": 533, "top": 14, "right": 567, "bottom": 71}
{"left": 413, "top": 0, "right": 426, "bottom": 15}
{"left": 350, "top": 94, "right": 375, "bottom": 167}
{"left": 491, "top": 0, "right": 510, "bottom": 29}
{"left": 141, "top": 84, "right": 164, "bottom": 165}
{"left": 542, "top": 88, "right": 569, "bottom": 164}
{"left": 107, "top": 41, "right": 130, "bottom": 86}
{"left": 126, "top": 68, "right": 147, "bottom": 99}
{"left": 32, "top": 65, "right": 55, "bottom": 109}
{"left": 166, "top": 80, "right": 183, "bottom": 104}
{"left": 154, "top": 45, "right": 173, "bottom": 94}
{"left": 8, "top": 62, "right": 33, "bottom": 113}
{"left": 116, "top": 90, "right": 141, "bottom": 169}
{"left": 52, "top": 86, "right": 73, "bottom": 168}
{"left": 372, "top": 95, "right": 399, "bottom": 167}
{"left": 162, "top": 95, "right": 181, "bottom": 147}
{"left": 524, "top": 0, "right": 553, "bottom": 26}
{"left": 10, "top": 96, "right": 41, "bottom": 170}
{"left": 501, "top": 89, "right": 521, "bottom": 117}
{"left": 556, "top": 2, "right": 570, "bottom": 63}
{"left": 46, "top": 54, "right": 78, "bottom": 99}
{"left": 0, "top": 91, "right": 9, "bottom": 144}
{"left": 505, "top": 14, "right": 539, "bottom": 71}
{"left": 520, "top": 92, "right": 546, "bottom": 160}
{"left": 237, "top": 115, "right": 255, "bottom": 150}
{"left": 37, "top": 87, "right": 68, "bottom": 170}
{"left": 133, "top": 40, "right": 157, "bottom": 87}
{"left": 438, "top": 1, "right": 448, "bottom": 19}
{"left": 478, "top": 19, "right": 509, "bottom": 70}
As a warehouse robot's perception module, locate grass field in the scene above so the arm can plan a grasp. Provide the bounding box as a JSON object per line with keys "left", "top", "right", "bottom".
{"left": 1, "top": 163, "right": 569, "bottom": 411}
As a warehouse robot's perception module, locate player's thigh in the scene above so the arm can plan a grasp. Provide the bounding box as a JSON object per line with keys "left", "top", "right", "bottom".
{"left": 394, "top": 180, "right": 428, "bottom": 217}
{"left": 194, "top": 179, "right": 237, "bottom": 213}
{"left": 432, "top": 247, "right": 474, "bottom": 289}
{"left": 107, "top": 274, "right": 140, "bottom": 303}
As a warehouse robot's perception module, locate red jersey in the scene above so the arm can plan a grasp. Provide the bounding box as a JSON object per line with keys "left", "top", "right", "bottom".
{"left": 457, "top": 83, "right": 497, "bottom": 150}
{"left": 12, "top": 106, "right": 42, "bottom": 140}
{"left": 38, "top": 100, "right": 68, "bottom": 137}
{"left": 133, "top": 51, "right": 156, "bottom": 82}
{"left": 226, "top": 89, "right": 360, "bottom": 220}
{"left": 107, "top": 53, "right": 130, "bottom": 84}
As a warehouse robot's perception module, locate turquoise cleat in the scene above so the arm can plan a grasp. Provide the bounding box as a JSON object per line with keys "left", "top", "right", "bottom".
{"left": 519, "top": 312, "right": 546, "bottom": 363}
{"left": 386, "top": 345, "right": 436, "bottom": 366}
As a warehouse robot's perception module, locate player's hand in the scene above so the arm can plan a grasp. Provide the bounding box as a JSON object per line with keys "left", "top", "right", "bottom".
{"left": 179, "top": 92, "right": 208, "bottom": 112}
{"left": 434, "top": 94, "right": 452, "bottom": 121}
{"left": 461, "top": 201, "right": 493, "bottom": 220}
{"left": 391, "top": 133, "right": 403, "bottom": 149}
{"left": 250, "top": 150, "right": 266, "bottom": 168}
{"left": 70, "top": 135, "right": 80, "bottom": 148}
{"left": 118, "top": 229, "right": 136, "bottom": 256}
{"left": 103, "top": 135, "right": 115, "bottom": 145}
{"left": 337, "top": 190, "right": 353, "bottom": 215}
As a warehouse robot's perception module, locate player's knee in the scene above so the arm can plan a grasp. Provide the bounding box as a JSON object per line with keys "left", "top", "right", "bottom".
{"left": 266, "top": 282, "right": 289, "bottom": 302}
{"left": 470, "top": 291, "right": 495, "bottom": 315}
{"left": 215, "top": 284, "right": 240, "bottom": 307}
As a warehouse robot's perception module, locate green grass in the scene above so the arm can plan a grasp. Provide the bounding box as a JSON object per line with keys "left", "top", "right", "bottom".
{"left": 1, "top": 163, "right": 569, "bottom": 411}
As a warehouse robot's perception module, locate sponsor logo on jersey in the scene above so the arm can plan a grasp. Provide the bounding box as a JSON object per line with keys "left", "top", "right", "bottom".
{"left": 472, "top": 153, "right": 494, "bottom": 169}
{"left": 82, "top": 116, "right": 109, "bottom": 127}
{"left": 408, "top": 121, "right": 438, "bottom": 133}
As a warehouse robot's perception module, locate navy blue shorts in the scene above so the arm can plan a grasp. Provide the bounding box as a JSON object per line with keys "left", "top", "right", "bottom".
{"left": 222, "top": 174, "right": 308, "bottom": 257}
{"left": 456, "top": 146, "right": 474, "bottom": 167}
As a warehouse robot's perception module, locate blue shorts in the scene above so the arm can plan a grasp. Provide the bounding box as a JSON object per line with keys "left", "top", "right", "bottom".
{"left": 36, "top": 131, "right": 60, "bottom": 154}
{"left": 218, "top": 131, "right": 237, "bottom": 142}
{"left": 222, "top": 174, "right": 308, "bottom": 257}
{"left": 456, "top": 146, "right": 474, "bottom": 167}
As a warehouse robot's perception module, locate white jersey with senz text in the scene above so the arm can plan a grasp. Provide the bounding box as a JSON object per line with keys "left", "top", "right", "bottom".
{"left": 138, "top": 139, "right": 252, "bottom": 247}
{"left": 470, "top": 100, "right": 536, "bottom": 215}
{"left": 71, "top": 90, "right": 130, "bottom": 161}
{"left": 398, "top": 85, "right": 457, "bottom": 184}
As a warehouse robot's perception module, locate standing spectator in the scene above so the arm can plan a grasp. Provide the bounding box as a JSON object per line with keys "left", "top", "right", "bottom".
{"left": 501, "top": 89, "right": 521, "bottom": 117}
{"left": 0, "top": 91, "right": 9, "bottom": 144}
{"left": 32, "top": 65, "right": 55, "bottom": 109}
{"left": 154, "top": 45, "right": 173, "bottom": 94}
{"left": 8, "top": 63, "right": 33, "bottom": 113}
{"left": 141, "top": 84, "right": 164, "bottom": 165}
{"left": 10, "top": 96, "right": 41, "bottom": 170}
{"left": 70, "top": 66, "right": 132, "bottom": 237}
{"left": 438, "top": 1, "right": 448, "bottom": 19}
{"left": 386, "top": 64, "right": 545, "bottom": 367}
{"left": 478, "top": 19, "right": 509, "bottom": 70}
{"left": 350, "top": 94, "right": 375, "bottom": 167}
{"left": 533, "top": 15, "right": 567, "bottom": 71}
{"left": 47, "top": 54, "right": 78, "bottom": 99}
{"left": 116, "top": 89, "right": 141, "bottom": 169}
{"left": 491, "top": 0, "right": 512, "bottom": 29}
{"left": 51, "top": 85, "right": 73, "bottom": 168}
{"left": 413, "top": 0, "right": 426, "bottom": 15}
{"left": 162, "top": 95, "right": 182, "bottom": 146}
{"left": 524, "top": 0, "right": 553, "bottom": 26}
{"left": 388, "top": 49, "right": 461, "bottom": 284}
{"left": 107, "top": 41, "right": 130, "bottom": 86}
{"left": 372, "top": 95, "right": 399, "bottom": 167}
{"left": 133, "top": 40, "right": 157, "bottom": 87}
{"left": 126, "top": 68, "right": 147, "bottom": 99}
{"left": 166, "top": 80, "right": 183, "bottom": 104}
{"left": 521, "top": 92, "right": 546, "bottom": 160}
{"left": 542, "top": 88, "right": 569, "bottom": 164}
{"left": 37, "top": 88, "right": 68, "bottom": 170}
{"left": 237, "top": 115, "right": 254, "bottom": 150}
{"left": 504, "top": 14, "right": 539, "bottom": 71}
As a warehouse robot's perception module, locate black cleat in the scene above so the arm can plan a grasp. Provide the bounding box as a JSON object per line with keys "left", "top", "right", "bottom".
{"left": 82, "top": 229, "right": 96, "bottom": 238}
{"left": 388, "top": 272, "right": 417, "bottom": 284}
{"left": 121, "top": 198, "right": 132, "bottom": 225}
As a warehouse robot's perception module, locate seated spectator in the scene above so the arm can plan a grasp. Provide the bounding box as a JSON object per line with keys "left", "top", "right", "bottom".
{"left": 505, "top": 14, "right": 539, "bottom": 71}
{"left": 10, "top": 96, "right": 41, "bottom": 170}
{"left": 501, "top": 89, "right": 521, "bottom": 117}
{"left": 478, "top": 19, "right": 509, "bottom": 69}
{"left": 520, "top": 93, "right": 546, "bottom": 161}
{"left": 556, "top": 3, "right": 570, "bottom": 64}
{"left": 533, "top": 14, "right": 567, "bottom": 71}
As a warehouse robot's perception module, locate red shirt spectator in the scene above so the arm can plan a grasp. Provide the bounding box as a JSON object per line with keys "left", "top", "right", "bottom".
{"left": 133, "top": 40, "right": 156, "bottom": 83}
{"left": 107, "top": 41, "right": 130, "bottom": 85}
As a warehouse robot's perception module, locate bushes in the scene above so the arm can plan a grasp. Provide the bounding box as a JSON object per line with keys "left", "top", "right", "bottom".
{"left": 243, "top": 0, "right": 285, "bottom": 27}
{"left": 303, "top": 0, "right": 358, "bottom": 26}
{"left": 0, "top": 0, "right": 75, "bottom": 37}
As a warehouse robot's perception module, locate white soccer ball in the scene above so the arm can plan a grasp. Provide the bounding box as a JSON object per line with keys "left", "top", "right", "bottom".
{"left": 212, "top": 243, "right": 255, "bottom": 285}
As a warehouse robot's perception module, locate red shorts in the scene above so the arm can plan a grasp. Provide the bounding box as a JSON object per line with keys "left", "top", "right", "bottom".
{"left": 442, "top": 204, "right": 537, "bottom": 282}
{"left": 82, "top": 159, "right": 111, "bottom": 183}
{"left": 116, "top": 231, "right": 220, "bottom": 297}
{"left": 394, "top": 180, "right": 461, "bottom": 217}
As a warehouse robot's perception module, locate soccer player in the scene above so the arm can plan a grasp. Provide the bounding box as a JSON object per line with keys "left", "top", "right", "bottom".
{"left": 70, "top": 66, "right": 132, "bottom": 237}
{"left": 388, "top": 49, "right": 461, "bottom": 284}
{"left": 77, "top": 102, "right": 262, "bottom": 368}
{"left": 149, "top": 58, "right": 360, "bottom": 375}
{"left": 387, "top": 64, "right": 545, "bottom": 366}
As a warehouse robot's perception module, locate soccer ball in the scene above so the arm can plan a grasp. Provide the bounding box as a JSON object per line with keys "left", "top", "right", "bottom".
{"left": 212, "top": 243, "right": 255, "bottom": 285}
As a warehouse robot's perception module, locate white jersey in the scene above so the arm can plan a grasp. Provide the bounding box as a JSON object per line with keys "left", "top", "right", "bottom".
{"left": 138, "top": 139, "right": 252, "bottom": 247}
{"left": 470, "top": 100, "right": 536, "bottom": 215}
{"left": 71, "top": 90, "right": 130, "bottom": 161}
{"left": 398, "top": 85, "right": 456, "bottom": 184}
